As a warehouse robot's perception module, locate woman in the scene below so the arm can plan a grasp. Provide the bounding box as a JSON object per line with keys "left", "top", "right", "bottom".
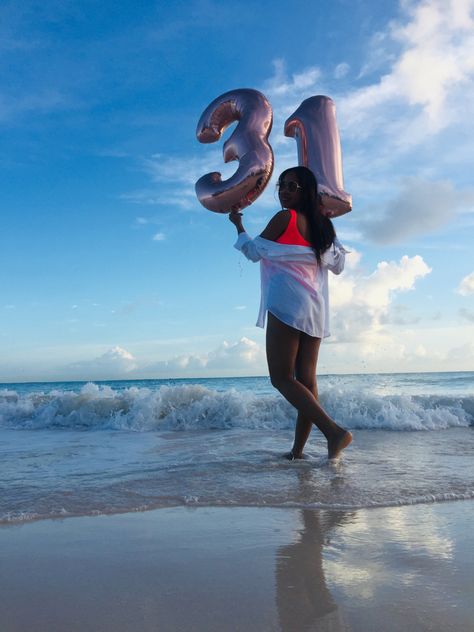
{"left": 229, "top": 166, "right": 352, "bottom": 460}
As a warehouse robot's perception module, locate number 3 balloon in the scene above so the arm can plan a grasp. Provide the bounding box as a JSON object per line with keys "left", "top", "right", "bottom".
{"left": 195, "top": 89, "right": 274, "bottom": 213}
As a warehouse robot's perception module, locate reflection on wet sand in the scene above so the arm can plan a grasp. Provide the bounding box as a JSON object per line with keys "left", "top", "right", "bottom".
{"left": 276, "top": 466, "right": 354, "bottom": 631}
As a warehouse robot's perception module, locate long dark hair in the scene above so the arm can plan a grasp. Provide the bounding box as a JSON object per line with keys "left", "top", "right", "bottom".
{"left": 278, "top": 166, "right": 335, "bottom": 263}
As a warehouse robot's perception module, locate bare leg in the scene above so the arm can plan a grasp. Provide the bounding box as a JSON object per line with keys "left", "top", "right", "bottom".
{"left": 292, "top": 414, "right": 313, "bottom": 459}
{"left": 266, "top": 313, "right": 352, "bottom": 459}
{"left": 291, "top": 335, "right": 321, "bottom": 458}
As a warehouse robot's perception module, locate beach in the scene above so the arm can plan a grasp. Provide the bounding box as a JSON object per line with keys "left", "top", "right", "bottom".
{"left": 1, "top": 502, "right": 473, "bottom": 631}
{"left": 1, "top": 372, "right": 473, "bottom": 629}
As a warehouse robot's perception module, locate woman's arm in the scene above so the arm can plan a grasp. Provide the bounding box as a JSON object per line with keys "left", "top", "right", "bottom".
{"left": 229, "top": 209, "right": 289, "bottom": 240}
{"left": 229, "top": 211, "right": 261, "bottom": 262}
{"left": 229, "top": 210, "right": 245, "bottom": 234}
{"left": 230, "top": 210, "right": 290, "bottom": 262}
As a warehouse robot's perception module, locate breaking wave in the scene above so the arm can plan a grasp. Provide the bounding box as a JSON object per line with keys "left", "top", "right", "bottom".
{"left": 1, "top": 382, "right": 472, "bottom": 432}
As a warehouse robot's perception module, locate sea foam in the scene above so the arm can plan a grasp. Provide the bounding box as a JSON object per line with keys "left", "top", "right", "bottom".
{"left": 1, "top": 381, "right": 472, "bottom": 432}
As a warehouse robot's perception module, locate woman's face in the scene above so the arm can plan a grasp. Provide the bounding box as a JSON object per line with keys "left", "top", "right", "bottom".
{"left": 278, "top": 171, "right": 303, "bottom": 210}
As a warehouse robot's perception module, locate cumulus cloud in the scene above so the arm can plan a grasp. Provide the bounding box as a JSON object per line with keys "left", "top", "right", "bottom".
{"left": 207, "top": 337, "right": 265, "bottom": 370}
{"left": 65, "top": 346, "right": 138, "bottom": 379}
{"left": 456, "top": 271, "right": 474, "bottom": 295}
{"left": 144, "top": 337, "right": 266, "bottom": 377}
{"left": 330, "top": 253, "right": 432, "bottom": 342}
{"left": 152, "top": 232, "right": 165, "bottom": 241}
{"left": 361, "top": 177, "right": 474, "bottom": 244}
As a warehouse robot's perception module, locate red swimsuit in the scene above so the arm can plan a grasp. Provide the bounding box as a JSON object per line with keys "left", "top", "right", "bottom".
{"left": 276, "top": 209, "right": 311, "bottom": 247}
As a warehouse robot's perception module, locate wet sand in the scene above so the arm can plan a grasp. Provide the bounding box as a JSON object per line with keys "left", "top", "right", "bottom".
{"left": 1, "top": 502, "right": 473, "bottom": 631}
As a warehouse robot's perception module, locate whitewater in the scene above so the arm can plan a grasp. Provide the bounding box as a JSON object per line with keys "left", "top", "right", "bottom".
{"left": 1, "top": 372, "right": 473, "bottom": 524}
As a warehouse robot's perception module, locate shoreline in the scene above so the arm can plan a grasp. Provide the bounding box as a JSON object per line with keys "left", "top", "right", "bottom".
{"left": 2, "top": 490, "right": 474, "bottom": 527}
{"left": 1, "top": 501, "right": 473, "bottom": 631}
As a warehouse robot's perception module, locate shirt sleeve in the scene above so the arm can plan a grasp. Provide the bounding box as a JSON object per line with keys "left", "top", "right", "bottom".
{"left": 320, "top": 237, "right": 349, "bottom": 275}
{"left": 233, "top": 232, "right": 262, "bottom": 262}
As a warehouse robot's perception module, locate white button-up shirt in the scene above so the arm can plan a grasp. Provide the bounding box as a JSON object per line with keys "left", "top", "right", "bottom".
{"left": 234, "top": 233, "right": 347, "bottom": 338}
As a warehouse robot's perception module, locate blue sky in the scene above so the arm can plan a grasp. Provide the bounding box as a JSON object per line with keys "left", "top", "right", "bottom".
{"left": 1, "top": 0, "right": 473, "bottom": 382}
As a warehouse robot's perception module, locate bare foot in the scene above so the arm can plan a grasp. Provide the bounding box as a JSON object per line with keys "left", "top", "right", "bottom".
{"left": 283, "top": 450, "right": 305, "bottom": 461}
{"left": 328, "top": 430, "right": 352, "bottom": 460}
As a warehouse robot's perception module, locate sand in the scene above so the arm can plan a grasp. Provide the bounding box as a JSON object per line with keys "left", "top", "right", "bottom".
{"left": 1, "top": 501, "right": 473, "bottom": 631}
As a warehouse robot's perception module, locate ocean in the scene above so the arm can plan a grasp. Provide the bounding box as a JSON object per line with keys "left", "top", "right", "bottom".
{"left": 1, "top": 372, "right": 473, "bottom": 524}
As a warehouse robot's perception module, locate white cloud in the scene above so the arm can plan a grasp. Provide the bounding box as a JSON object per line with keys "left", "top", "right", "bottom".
{"left": 319, "top": 325, "right": 474, "bottom": 374}
{"left": 0, "top": 90, "right": 71, "bottom": 123}
{"left": 144, "top": 337, "right": 266, "bottom": 377}
{"left": 121, "top": 189, "right": 196, "bottom": 209}
{"left": 144, "top": 151, "right": 237, "bottom": 189}
{"left": 380, "top": 304, "right": 420, "bottom": 326}
{"left": 263, "top": 59, "right": 321, "bottom": 98}
{"left": 330, "top": 253, "right": 432, "bottom": 342}
{"left": 457, "top": 271, "right": 474, "bottom": 295}
{"left": 340, "top": 0, "right": 474, "bottom": 137}
{"left": 122, "top": 149, "right": 241, "bottom": 211}
{"left": 207, "top": 337, "right": 265, "bottom": 370}
{"left": 334, "top": 62, "right": 350, "bottom": 79}
{"left": 344, "top": 248, "right": 362, "bottom": 270}
{"left": 65, "top": 346, "right": 138, "bottom": 379}
{"left": 152, "top": 232, "right": 165, "bottom": 241}
{"left": 357, "top": 30, "right": 396, "bottom": 79}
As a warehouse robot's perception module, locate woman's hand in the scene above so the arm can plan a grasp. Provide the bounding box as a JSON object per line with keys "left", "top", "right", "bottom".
{"left": 228, "top": 210, "right": 243, "bottom": 226}
{"left": 228, "top": 210, "right": 245, "bottom": 234}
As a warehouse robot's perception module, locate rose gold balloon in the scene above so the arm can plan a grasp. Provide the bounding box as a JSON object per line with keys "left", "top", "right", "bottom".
{"left": 195, "top": 89, "right": 274, "bottom": 213}
{"left": 285, "top": 96, "right": 351, "bottom": 218}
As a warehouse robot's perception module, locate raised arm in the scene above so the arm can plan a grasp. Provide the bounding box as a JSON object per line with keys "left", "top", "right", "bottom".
{"left": 229, "top": 210, "right": 245, "bottom": 234}
{"left": 229, "top": 211, "right": 261, "bottom": 262}
{"left": 230, "top": 210, "right": 290, "bottom": 262}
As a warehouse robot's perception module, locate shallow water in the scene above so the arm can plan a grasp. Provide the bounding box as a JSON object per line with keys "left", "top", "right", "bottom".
{"left": 1, "top": 372, "right": 473, "bottom": 523}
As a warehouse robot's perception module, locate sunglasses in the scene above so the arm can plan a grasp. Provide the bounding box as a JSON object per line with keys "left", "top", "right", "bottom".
{"left": 276, "top": 180, "right": 302, "bottom": 193}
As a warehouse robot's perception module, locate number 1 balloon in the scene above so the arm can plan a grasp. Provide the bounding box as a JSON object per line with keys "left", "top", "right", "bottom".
{"left": 195, "top": 89, "right": 274, "bottom": 213}
{"left": 285, "top": 96, "right": 352, "bottom": 218}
